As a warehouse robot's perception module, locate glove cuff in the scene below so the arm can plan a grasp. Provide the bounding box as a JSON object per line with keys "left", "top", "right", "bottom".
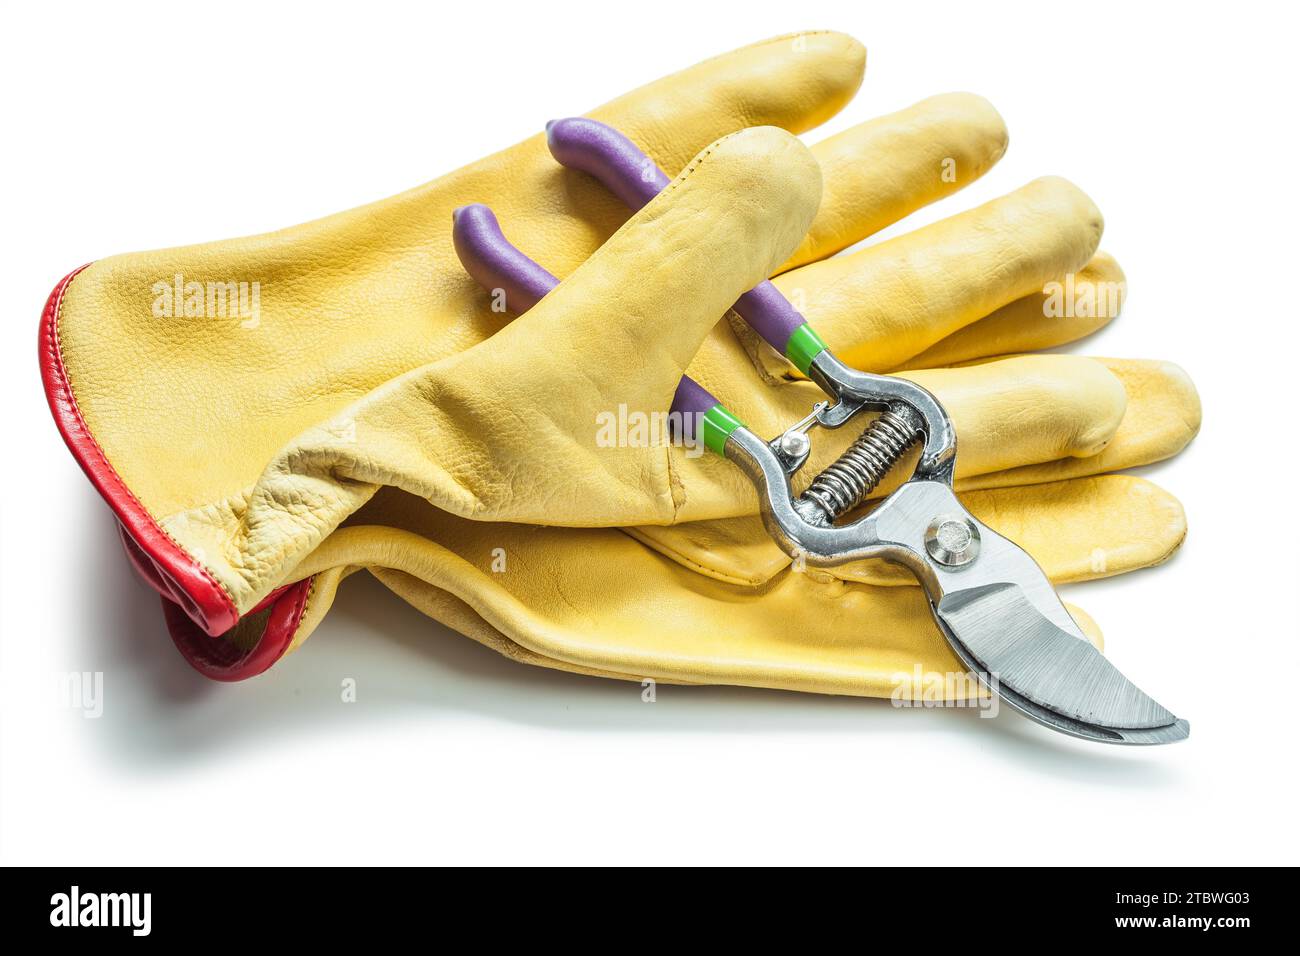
{"left": 40, "top": 265, "right": 304, "bottom": 679}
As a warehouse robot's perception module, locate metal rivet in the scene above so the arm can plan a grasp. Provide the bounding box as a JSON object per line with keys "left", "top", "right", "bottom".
{"left": 778, "top": 429, "right": 811, "bottom": 459}
{"left": 925, "top": 515, "right": 980, "bottom": 568}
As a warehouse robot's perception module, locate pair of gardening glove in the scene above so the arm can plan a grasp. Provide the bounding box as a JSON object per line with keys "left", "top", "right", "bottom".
{"left": 42, "top": 31, "right": 1199, "bottom": 692}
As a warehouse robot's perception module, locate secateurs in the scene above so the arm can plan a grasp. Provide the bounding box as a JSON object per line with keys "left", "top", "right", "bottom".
{"left": 451, "top": 118, "right": 1188, "bottom": 745}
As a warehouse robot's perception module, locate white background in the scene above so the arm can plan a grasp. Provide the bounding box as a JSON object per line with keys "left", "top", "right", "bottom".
{"left": 2, "top": 0, "right": 1297, "bottom": 866}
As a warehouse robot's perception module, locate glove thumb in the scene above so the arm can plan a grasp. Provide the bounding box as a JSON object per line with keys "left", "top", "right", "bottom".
{"left": 450, "top": 125, "right": 822, "bottom": 421}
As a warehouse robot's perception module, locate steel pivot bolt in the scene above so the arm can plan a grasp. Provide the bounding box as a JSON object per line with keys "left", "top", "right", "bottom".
{"left": 925, "top": 514, "right": 980, "bottom": 568}
{"left": 777, "top": 429, "right": 811, "bottom": 459}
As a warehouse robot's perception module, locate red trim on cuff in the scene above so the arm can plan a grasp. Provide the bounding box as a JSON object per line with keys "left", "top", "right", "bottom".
{"left": 162, "top": 578, "right": 311, "bottom": 681}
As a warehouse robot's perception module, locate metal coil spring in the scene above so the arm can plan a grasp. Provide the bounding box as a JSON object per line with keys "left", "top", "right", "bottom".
{"left": 800, "top": 407, "right": 921, "bottom": 521}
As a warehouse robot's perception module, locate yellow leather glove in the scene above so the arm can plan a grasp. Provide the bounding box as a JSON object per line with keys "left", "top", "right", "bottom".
{"left": 42, "top": 33, "right": 1198, "bottom": 689}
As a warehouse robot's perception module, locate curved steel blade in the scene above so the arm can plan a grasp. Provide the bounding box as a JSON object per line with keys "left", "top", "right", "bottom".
{"left": 935, "top": 583, "right": 1188, "bottom": 744}
{"left": 866, "top": 480, "right": 1188, "bottom": 745}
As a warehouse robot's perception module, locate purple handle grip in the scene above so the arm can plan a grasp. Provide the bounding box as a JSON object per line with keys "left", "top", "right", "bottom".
{"left": 671, "top": 376, "right": 722, "bottom": 420}
{"left": 546, "top": 117, "right": 808, "bottom": 357}
{"left": 546, "top": 118, "right": 670, "bottom": 209}
{"left": 451, "top": 202, "right": 721, "bottom": 442}
{"left": 451, "top": 204, "right": 556, "bottom": 312}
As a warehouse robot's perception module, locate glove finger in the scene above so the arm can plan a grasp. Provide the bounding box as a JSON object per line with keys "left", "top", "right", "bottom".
{"left": 958, "top": 358, "right": 1201, "bottom": 490}
{"left": 737, "top": 177, "right": 1103, "bottom": 378}
{"left": 782, "top": 92, "right": 1009, "bottom": 271}
{"left": 897, "top": 252, "right": 1126, "bottom": 371}
{"left": 596, "top": 31, "right": 865, "bottom": 179}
